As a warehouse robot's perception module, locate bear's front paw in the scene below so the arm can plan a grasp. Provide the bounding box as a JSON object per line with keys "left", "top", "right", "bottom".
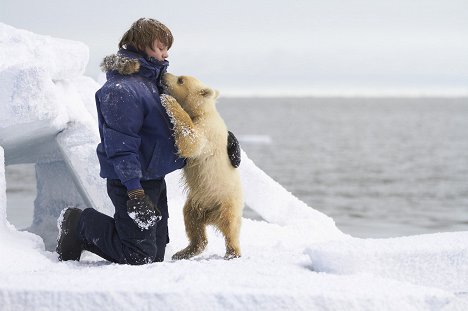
{"left": 160, "top": 94, "right": 178, "bottom": 108}
{"left": 160, "top": 94, "right": 179, "bottom": 123}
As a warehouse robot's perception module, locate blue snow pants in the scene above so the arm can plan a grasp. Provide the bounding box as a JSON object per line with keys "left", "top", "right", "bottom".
{"left": 77, "top": 179, "right": 169, "bottom": 265}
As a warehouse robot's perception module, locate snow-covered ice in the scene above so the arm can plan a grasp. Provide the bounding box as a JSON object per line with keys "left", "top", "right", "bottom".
{"left": 1, "top": 23, "right": 468, "bottom": 310}
{"left": 305, "top": 232, "right": 468, "bottom": 293}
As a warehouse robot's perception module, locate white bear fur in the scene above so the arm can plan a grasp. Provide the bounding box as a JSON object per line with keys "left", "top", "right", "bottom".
{"left": 161, "top": 73, "right": 243, "bottom": 260}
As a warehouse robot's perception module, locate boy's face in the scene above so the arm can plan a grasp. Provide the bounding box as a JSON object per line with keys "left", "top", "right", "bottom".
{"left": 144, "top": 39, "right": 169, "bottom": 61}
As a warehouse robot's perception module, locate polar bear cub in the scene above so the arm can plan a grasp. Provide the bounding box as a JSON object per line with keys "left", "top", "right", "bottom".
{"left": 161, "top": 73, "right": 243, "bottom": 260}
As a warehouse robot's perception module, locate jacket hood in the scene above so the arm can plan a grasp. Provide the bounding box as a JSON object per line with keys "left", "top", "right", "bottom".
{"left": 100, "top": 53, "right": 141, "bottom": 75}
{"left": 100, "top": 48, "right": 169, "bottom": 80}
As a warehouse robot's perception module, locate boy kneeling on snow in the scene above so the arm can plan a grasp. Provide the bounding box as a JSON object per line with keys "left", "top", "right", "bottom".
{"left": 56, "top": 18, "right": 240, "bottom": 265}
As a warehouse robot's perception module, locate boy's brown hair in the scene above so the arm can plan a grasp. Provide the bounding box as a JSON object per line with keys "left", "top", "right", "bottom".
{"left": 119, "top": 18, "right": 173, "bottom": 52}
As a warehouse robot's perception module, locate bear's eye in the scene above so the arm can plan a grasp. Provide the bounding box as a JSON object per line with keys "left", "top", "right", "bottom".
{"left": 177, "top": 77, "right": 184, "bottom": 85}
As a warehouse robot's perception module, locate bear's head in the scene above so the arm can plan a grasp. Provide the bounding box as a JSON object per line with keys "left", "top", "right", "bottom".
{"left": 162, "top": 73, "right": 219, "bottom": 118}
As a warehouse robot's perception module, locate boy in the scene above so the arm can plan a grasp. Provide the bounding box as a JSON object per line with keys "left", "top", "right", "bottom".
{"left": 56, "top": 18, "right": 240, "bottom": 265}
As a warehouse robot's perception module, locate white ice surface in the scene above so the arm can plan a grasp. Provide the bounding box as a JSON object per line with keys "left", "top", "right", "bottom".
{"left": 305, "top": 232, "right": 468, "bottom": 293}
{"left": 1, "top": 23, "right": 468, "bottom": 310}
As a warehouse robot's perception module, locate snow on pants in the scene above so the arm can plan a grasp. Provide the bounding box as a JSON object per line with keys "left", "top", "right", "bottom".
{"left": 78, "top": 179, "right": 169, "bottom": 265}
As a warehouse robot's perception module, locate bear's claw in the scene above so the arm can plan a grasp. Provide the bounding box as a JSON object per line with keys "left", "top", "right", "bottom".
{"left": 172, "top": 244, "right": 206, "bottom": 260}
{"left": 172, "top": 250, "right": 196, "bottom": 260}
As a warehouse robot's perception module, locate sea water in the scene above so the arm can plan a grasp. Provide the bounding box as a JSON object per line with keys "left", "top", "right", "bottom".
{"left": 5, "top": 97, "right": 468, "bottom": 238}
{"left": 218, "top": 97, "right": 468, "bottom": 238}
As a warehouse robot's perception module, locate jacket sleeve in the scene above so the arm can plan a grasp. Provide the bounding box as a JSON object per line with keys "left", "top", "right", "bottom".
{"left": 98, "top": 84, "right": 144, "bottom": 190}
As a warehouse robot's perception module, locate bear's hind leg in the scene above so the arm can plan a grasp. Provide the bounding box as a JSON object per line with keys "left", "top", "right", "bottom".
{"left": 172, "top": 200, "right": 209, "bottom": 260}
{"left": 216, "top": 204, "right": 242, "bottom": 260}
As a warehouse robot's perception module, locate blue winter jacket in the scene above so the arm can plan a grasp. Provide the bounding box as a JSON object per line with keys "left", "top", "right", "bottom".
{"left": 95, "top": 48, "right": 185, "bottom": 191}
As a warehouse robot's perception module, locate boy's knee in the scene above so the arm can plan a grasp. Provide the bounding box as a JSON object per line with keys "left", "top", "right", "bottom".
{"left": 123, "top": 244, "right": 158, "bottom": 265}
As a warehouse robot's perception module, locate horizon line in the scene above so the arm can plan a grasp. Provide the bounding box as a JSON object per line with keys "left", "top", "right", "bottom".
{"left": 218, "top": 90, "right": 468, "bottom": 99}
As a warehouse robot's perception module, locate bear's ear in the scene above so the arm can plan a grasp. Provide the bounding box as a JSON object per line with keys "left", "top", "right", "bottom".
{"left": 200, "top": 88, "right": 214, "bottom": 98}
{"left": 214, "top": 89, "right": 220, "bottom": 99}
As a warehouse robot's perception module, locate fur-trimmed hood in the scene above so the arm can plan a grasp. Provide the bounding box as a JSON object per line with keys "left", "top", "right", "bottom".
{"left": 100, "top": 53, "right": 141, "bottom": 75}
{"left": 100, "top": 48, "right": 169, "bottom": 81}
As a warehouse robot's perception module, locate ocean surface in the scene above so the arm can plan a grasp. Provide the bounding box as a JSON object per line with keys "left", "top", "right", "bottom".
{"left": 5, "top": 97, "right": 468, "bottom": 238}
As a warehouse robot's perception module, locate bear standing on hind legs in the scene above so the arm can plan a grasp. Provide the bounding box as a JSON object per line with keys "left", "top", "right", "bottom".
{"left": 161, "top": 73, "right": 244, "bottom": 260}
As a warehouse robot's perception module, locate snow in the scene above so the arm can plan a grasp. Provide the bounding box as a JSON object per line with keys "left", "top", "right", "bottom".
{"left": 1, "top": 23, "right": 468, "bottom": 310}
{"left": 127, "top": 208, "right": 161, "bottom": 231}
{"left": 305, "top": 232, "right": 468, "bottom": 293}
{"left": 0, "top": 147, "right": 6, "bottom": 226}
{"left": 0, "top": 23, "right": 88, "bottom": 79}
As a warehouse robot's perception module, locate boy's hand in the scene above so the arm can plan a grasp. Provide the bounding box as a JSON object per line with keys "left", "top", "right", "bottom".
{"left": 127, "top": 190, "right": 161, "bottom": 230}
{"left": 227, "top": 131, "right": 241, "bottom": 168}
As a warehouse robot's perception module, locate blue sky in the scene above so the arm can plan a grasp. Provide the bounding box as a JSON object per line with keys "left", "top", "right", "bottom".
{"left": 1, "top": 0, "right": 468, "bottom": 95}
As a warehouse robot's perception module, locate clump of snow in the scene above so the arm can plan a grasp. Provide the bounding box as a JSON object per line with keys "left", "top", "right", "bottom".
{"left": 127, "top": 210, "right": 160, "bottom": 231}
{"left": 55, "top": 207, "right": 69, "bottom": 242}
{"left": 1, "top": 23, "right": 468, "bottom": 310}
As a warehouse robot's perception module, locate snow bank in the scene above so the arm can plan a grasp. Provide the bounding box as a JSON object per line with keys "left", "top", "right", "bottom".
{"left": 0, "top": 23, "right": 97, "bottom": 164}
{"left": 0, "top": 23, "right": 88, "bottom": 79}
{"left": 240, "top": 151, "right": 345, "bottom": 242}
{"left": 305, "top": 232, "right": 468, "bottom": 292}
{"left": 1, "top": 23, "right": 468, "bottom": 311}
{"left": 0, "top": 22, "right": 111, "bottom": 249}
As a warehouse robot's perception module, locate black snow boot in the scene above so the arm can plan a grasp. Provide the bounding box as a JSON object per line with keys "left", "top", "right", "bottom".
{"left": 56, "top": 207, "right": 83, "bottom": 261}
